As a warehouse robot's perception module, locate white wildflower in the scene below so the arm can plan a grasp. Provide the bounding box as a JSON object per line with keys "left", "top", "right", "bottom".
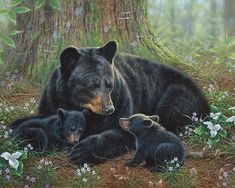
{"left": 204, "top": 121, "right": 222, "bottom": 138}
{"left": 81, "top": 167, "right": 86, "bottom": 173}
{"left": 173, "top": 157, "right": 178, "bottom": 162}
{"left": 82, "top": 177, "right": 87, "bottom": 182}
{"left": 229, "top": 106, "right": 235, "bottom": 111}
{"left": 210, "top": 112, "right": 221, "bottom": 121}
{"left": 168, "top": 167, "right": 173, "bottom": 171}
{"left": 37, "top": 165, "right": 42, "bottom": 169}
{"left": 226, "top": 116, "right": 235, "bottom": 124}
{"left": 0, "top": 151, "right": 22, "bottom": 170}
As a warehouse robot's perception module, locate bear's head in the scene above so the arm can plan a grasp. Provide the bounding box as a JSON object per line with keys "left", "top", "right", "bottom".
{"left": 119, "top": 114, "right": 165, "bottom": 134}
{"left": 57, "top": 108, "right": 89, "bottom": 144}
{"left": 59, "top": 41, "right": 118, "bottom": 116}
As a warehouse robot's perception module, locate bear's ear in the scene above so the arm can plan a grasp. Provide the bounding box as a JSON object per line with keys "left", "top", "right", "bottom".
{"left": 148, "top": 115, "right": 159, "bottom": 123}
{"left": 57, "top": 108, "right": 68, "bottom": 124}
{"left": 60, "top": 46, "right": 80, "bottom": 75}
{"left": 82, "top": 109, "right": 89, "bottom": 118}
{"left": 143, "top": 119, "right": 153, "bottom": 128}
{"left": 98, "top": 40, "right": 118, "bottom": 63}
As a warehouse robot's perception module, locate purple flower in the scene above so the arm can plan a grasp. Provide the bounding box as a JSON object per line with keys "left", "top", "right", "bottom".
{"left": 44, "top": 185, "right": 50, "bottom": 188}
{"left": 231, "top": 135, "right": 235, "bottom": 141}
{"left": 30, "top": 177, "right": 36, "bottom": 183}
{"left": 24, "top": 185, "right": 30, "bottom": 188}
{"left": 5, "top": 175, "right": 11, "bottom": 180}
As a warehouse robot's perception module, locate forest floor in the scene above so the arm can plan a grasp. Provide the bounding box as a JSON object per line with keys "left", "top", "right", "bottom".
{"left": 0, "top": 61, "right": 235, "bottom": 188}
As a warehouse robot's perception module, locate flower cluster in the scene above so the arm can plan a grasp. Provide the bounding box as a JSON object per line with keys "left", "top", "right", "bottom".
{"left": 0, "top": 168, "right": 12, "bottom": 181}
{"left": 164, "top": 157, "right": 181, "bottom": 172}
{"left": 24, "top": 175, "right": 37, "bottom": 188}
{"left": 0, "top": 103, "right": 15, "bottom": 114}
{"left": 0, "top": 121, "right": 13, "bottom": 139}
{"left": 179, "top": 125, "right": 194, "bottom": 138}
{"left": 23, "top": 98, "right": 37, "bottom": 114}
{"left": 218, "top": 91, "right": 229, "bottom": 101}
{"left": 0, "top": 70, "right": 23, "bottom": 91}
{"left": 203, "top": 84, "right": 215, "bottom": 93}
{"left": 74, "top": 163, "right": 100, "bottom": 184}
{"left": 24, "top": 144, "right": 33, "bottom": 152}
{"left": 37, "top": 158, "right": 53, "bottom": 170}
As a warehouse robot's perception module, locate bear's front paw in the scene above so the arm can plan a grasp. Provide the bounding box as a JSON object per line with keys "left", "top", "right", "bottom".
{"left": 69, "top": 143, "right": 93, "bottom": 165}
{"left": 125, "top": 160, "right": 136, "bottom": 167}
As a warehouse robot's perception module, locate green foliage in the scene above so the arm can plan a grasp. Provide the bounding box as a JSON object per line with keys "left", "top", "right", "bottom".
{"left": 30, "top": 158, "right": 58, "bottom": 187}
{"left": 50, "top": 0, "right": 61, "bottom": 10}
{"left": 161, "top": 167, "right": 192, "bottom": 188}
{"left": 0, "top": 150, "right": 27, "bottom": 176}
{"left": 35, "top": 0, "right": 46, "bottom": 10}
{"left": 188, "top": 104, "right": 234, "bottom": 147}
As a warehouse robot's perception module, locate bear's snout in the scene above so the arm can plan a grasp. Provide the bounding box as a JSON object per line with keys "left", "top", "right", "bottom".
{"left": 103, "top": 105, "right": 115, "bottom": 115}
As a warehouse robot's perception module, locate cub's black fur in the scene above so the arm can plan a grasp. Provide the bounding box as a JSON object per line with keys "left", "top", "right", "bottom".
{"left": 11, "top": 40, "right": 209, "bottom": 164}
{"left": 14, "top": 108, "right": 89, "bottom": 150}
{"left": 120, "top": 114, "right": 185, "bottom": 172}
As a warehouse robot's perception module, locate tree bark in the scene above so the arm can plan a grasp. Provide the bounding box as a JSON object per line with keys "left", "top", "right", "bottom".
{"left": 6, "top": 0, "right": 187, "bottom": 71}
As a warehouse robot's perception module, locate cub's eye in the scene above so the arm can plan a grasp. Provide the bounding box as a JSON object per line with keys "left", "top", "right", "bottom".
{"left": 106, "top": 82, "right": 113, "bottom": 90}
{"left": 78, "top": 128, "right": 83, "bottom": 132}
{"left": 70, "top": 126, "right": 76, "bottom": 131}
{"left": 89, "top": 80, "right": 100, "bottom": 89}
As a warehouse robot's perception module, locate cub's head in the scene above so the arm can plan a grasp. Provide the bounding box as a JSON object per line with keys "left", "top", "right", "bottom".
{"left": 59, "top": 41, "right": 118, "bottom": 116}
{"left": 119, "top": 114, "right": 164, "bottom": 134}
{"left": 57, "top": 108, "right": 89, "bottom": 144}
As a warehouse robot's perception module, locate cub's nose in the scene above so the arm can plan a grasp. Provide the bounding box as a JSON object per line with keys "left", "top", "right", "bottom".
{"left": 103, "top": 106, "right": 115, "bottom": 115}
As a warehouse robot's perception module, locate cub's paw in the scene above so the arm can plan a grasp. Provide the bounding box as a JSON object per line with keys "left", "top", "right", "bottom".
{"left": 69, "top": 143, "right": 93, "bottom": 165}
{"left": 125, "top": 160, "right": 136, "bottom": 167}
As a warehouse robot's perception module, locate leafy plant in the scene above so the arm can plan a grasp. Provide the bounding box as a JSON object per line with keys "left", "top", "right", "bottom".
{"left": 0, "top": 150, "right": 27, "bottom": 176}
{"left": 193, "top": 104, "right": 234, "bottom": 146}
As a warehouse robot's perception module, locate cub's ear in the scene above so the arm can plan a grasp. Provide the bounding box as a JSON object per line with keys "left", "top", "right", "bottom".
{"left": 98, "top": 40, "right": 118, "bottom": 63}
{"left": 82, "top": 109, "right": 89, "bottom": 118}
{"left": 57, "top": 108, "right": 68, "bottom": 124}
{"left": 148, "top": 115, "right": 159, "bottom": 123}
{"left": 143, "top": 119, "right": 153, "bottom": 128}
{"left": 60, "top": 46, "right": 80, "bottom": 75}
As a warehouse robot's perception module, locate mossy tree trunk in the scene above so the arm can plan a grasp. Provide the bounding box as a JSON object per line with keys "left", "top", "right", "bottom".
{"left": 6, "top": 0, "right": 185, "bottom": 71}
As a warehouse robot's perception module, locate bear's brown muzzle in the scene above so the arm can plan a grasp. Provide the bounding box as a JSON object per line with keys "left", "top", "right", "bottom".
{"left": 84, "top": 95, "right": 115, "bottom": 116}
{"left": 119, "top": 118, "right": 129, "bottom": 130}
{"left": 66, "top": 134, "right": 80, "bottom": 144}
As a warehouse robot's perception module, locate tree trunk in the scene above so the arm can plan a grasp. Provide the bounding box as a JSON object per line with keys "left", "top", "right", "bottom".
{"left": 5, "top": 0, "right": 186, "bottom": 71}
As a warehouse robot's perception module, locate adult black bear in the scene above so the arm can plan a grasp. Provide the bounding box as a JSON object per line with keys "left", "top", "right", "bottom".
{"left": 119, "top": 114, "right": 185, "bottom": 172}
{"left": 14, "top": 108, "right": 89, "bottom": 150}
{"left": 12, "top": 40, "right": 209, "bottom": 165}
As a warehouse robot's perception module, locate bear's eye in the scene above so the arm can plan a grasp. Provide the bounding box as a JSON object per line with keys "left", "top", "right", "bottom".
{"left": 89, "top": 80, "right": 100, "bottom": 89}
{"left": 105, "top": 82, "right": 113, "bottom": 90}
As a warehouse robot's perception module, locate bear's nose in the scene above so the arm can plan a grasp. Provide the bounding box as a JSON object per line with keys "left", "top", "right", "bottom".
{"left": 103, "top": 106, "right": 115, "bottom": 115}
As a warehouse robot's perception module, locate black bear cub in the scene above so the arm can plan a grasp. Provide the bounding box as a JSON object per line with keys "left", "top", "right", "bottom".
{"left": 119, "top": 114, "right": 185, "bottom": 172}
{"left": 14, "top": 108, "right": 89, "bottom": 151}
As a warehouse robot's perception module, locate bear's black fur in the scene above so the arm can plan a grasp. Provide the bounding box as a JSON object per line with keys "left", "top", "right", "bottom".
{"left": 119, "top": 114, "right": 185, "bottom": 172}
{"left": 14, "top": 108, "right": 89, "bottom": 150}
{"left": 12, "top": 40, "right": 209, "bottom": 164}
